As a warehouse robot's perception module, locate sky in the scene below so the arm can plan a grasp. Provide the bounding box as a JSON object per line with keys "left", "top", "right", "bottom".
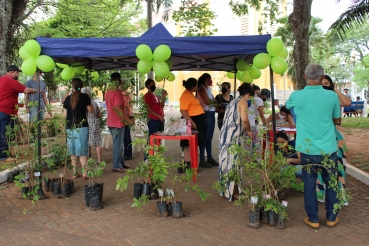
{"left": 311, "top": 0, "right": 351, "bottom": 32}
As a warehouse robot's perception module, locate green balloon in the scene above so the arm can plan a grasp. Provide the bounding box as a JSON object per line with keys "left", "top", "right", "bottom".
{"left": 19, "top": 46, "right": 31, "bottom": 60}
{"left": 167, "top": 72, "right": 175, "bottom": 82}
{"left": 271, "top": 56, "right": 288, "bottom": 75}
{"left": 226, "top": 72, "right": 235, "bottom": 79}
{"left": 137, "top": 59, "right": 153, "bottom": 74}
{"left": 165, "top": 59, "right": 173, "bottom": 69}
{"left": 72, "top": 62, "right": 85, "bottom": 74}
{"left": 236, "top": 60, "right": 250, "bottom": 71}
{"left": 241, "top": 70, "right": 254, "bottom": 83}
{"left": 21, "top": 57, "right": 37, "bottom": 76}
{"left": 91, "top": 71, "right": 99, "bottom": 81}
{"left": 136, "top": 44, "right": 153, "bottom": 61}
{"left": 155, "top": 76, "right": 163, "bottom": 82}
{"left": 24, "top": 40, "right": 41, "bottom": 58}
{"left": 153, "top": 61, "right": 169, "bottom": 78}
{"left": 36, "top": 55, "right": 55, "bottom": 72}
{"left": 61, "top": 67, "right": 75, "bottom": 81}
{"left": 56, "top": 63, "right": 69, "bottom": 68}
{"left": 253, "top": 53, "right": 271, "bottom": 69}
{"left": 236, "top": 71, "right": 243, "bottom": 81}
{"left": 153, "top": 45, "right": 171, "bottom": 62}
{"left": 266, "top": 38, "right": 284, "bottom": 56}
{"left": 249, "top": 66, "right": 261, "bottom": 79}
{"left": 277, "top": 47, "right": 288, "bottom": 59}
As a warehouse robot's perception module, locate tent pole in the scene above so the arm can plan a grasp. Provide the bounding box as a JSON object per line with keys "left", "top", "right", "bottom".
{"left": 36, "top": 69, "right": 42, "bottom": 162}
{"left": 234, "top": 60, "right": 237, "bottom": 98}
{"left": 269, "top": 67, "right": 277, "bottom": 154}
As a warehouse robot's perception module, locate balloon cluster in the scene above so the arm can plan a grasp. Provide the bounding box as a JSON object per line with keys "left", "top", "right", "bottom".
{"left": 55, "top": 62, "right": 90, "bottom": 81}
{"left": 19, "top": 40, "right": 56, "bottom": 75}
{"left": 226, "top": 38, "right": 288, "bottom": 83}
{"left": 136, "top": 44, "right": 176, "bottom": 82}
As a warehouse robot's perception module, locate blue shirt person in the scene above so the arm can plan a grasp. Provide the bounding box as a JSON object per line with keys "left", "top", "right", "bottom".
{"left": 286, "top": 64, "right": 341, "bottom": 229}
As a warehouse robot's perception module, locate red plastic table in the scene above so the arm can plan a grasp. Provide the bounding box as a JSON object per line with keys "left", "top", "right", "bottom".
{"left": 149, "top": 133, "right": 198, "bottom": 182}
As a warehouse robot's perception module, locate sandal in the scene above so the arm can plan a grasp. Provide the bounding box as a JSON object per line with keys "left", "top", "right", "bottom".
{"left": 82, "top": 176, "right": 88, "bottom": 180}
{"left": 72, "top": 174, "right": 82, "bottom": 179}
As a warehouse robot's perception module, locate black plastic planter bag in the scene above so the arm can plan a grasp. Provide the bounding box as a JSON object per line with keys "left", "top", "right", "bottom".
{"left": 21, "top": 187, "right": 28, "bottom": 199}
{"left": 49, "top": 179, "right": 54, "bottom": 193}
{"left": 171, "top": 202, "right": 183, "bottom": 218}
{"left": 276, "top": 214, "right": 286, "bottom": 229}
{"left": 156, "top": 202, "right": 169, "bottom": 217}
{"left": 85, "top": 185, "right": 91, "bottom": 207}
{"left": 89, "top": 188, "right": 101, "bottom": 211}
{"left": 68, "top": 180, "right": 74, "bottom": 193}
{"left": 60, "top": 186, "right": 69, "bottom": 198}
{"left": 94, "top": 183, "right": 104, "bottom": 202}
{"left": 44, "top": 179, "right": 50, "bottom": 192}
{"left": 53, "top": 181, "right": 60, "bottom": 194}
{"left": 268, "top": 210, "right": 278, "bottom": 226}
{"left": 261, "top": 210, "right": 269, "bottom": 224}
{"left": 248, "top": 210, "right": 260, "bottom": 229}
{"left": 141, "top": 183, "right": 151, "bottom": 198}
{"left": 134, "top": 183, "right": 143, "bottom": 199}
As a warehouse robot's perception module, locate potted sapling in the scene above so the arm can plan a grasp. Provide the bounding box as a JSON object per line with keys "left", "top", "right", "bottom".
{"left": 84, "top": 158, "right": 106, "bottom": 211}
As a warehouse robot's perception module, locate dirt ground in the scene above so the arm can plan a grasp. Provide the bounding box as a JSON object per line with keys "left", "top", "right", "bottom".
{"left": 338, "top": 125, "right": 369, "bottom": 174}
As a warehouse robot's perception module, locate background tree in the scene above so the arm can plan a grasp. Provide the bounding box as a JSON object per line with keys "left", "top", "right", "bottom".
{"left": 172, "top": 0, "right": 218, "bottom": 37}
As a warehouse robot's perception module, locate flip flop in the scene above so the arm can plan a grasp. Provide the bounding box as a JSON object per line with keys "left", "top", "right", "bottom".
{"left": 82, "top": 176, "right": 88, "bottom": 180}
{"left": 72, "top": 174, "right": 82, "bottom": 179}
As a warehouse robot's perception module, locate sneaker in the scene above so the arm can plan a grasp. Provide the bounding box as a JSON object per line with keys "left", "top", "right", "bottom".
{"left": 304, "top": 218, "right": 320, "bottom": 229}
{"left": 207, "top": 158, "right": 219, "bottom": 166}
{"left": 199, "top": 160, "right": 212, "bottom": 168}
{"left": 326, "top": 218, "right": 339, "bottom": 228}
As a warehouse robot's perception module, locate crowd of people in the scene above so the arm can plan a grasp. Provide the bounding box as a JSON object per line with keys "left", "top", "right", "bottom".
{"left": 0, "top": 63, "right": 353, "bottom": 229}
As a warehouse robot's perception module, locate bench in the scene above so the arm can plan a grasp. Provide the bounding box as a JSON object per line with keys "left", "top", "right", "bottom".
{"left": 344, "top": 101, "right": 364, "bottom": 117}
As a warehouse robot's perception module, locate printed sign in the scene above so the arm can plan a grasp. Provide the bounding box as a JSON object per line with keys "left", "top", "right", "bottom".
{"left": 282, "top": 200, "right": 288, "bottom": 207}
{"left": 251, "top": 196, "right": 258, "bottom": 204}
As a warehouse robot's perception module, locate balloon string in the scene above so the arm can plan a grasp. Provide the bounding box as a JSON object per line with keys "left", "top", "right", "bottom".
{"left": 163, "top": 79, "right": 166, "bottom": 90}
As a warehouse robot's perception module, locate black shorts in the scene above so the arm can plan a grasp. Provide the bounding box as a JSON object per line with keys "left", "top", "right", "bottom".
{"left": 180, "top": 113, "right": 205, "bottom": 147}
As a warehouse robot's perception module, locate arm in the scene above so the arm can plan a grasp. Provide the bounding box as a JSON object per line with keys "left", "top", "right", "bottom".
{"left": 23, "top": 87, "right": 37, "bottom": 94}
{"left": 146, "top": 104, "right": 164, "bottom": 121}
{"left": 113, "top": 106, "right": 133, "bottom": 125}
{"left": 198, "top": 87, "right": 210, "bottom": 105}
{"left": 160, "top": 90, "right": 168, "bottom": 108}
{"left": 287, "top": 115, "right": 296, "bottom": 128}
{"left": 267, "top": 114, "right": 272, "bottom": 124}
{"left": 87, "top": 105, "right": 94, "bottom": 113}
{"left": 43, "top": 91, "right": 52, "bottom": 116}
{"left": 96, "top": 107, "right": 102, "bottom": 118}
{"left": 180, "top": 110, "right": 196, "bottom": 129}
{"left": 257, "top": 105, "right": 267, "bottom": 125}
{"left": 63, "top": 108, "right": 67, "bottom": 118}
{"left": 238, "top": 99, "right": 252, "bottom": 137}
{"left": 334, "top": 85, "right": 351, "bottom": 107}
{"left": 25, "top": 94, "right": 30, "bottom": 113}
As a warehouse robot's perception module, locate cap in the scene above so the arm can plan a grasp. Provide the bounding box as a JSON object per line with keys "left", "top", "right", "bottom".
{"left": 6, "top": 65, "right": 21, "bottom": 72}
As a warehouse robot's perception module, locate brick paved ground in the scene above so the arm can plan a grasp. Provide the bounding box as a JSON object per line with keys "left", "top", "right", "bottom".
{"left": 0, "top": 111, "right": 369, "bottom": 245}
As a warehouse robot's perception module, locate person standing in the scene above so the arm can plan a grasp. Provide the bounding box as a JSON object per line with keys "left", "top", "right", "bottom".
{"left": 218, "top": 83, "right": 254, "bottom": 201}
{"left": 122, "top": 87, "right": 133, "bottom": 160}
{"left": 251, "top": 84, "right": 267, "bottom": 126}
{"left": 143, "top": 79, "right": 167, "bottom": 136}
{"left": 215, "top": 82, "right": 233, "bottom": 130}
{"left": 63, "top": 78, "right": 94, "bottom": 179}
{"left": 25, "top": 71, "right": 52, "bottom": 121}
{"left": 179, "top": 78, "right": 205, "bottom": 173}
{"left": 81, "top": 87, "right": 102, "bottom": 163}
{"left": 286, "top": 64, "right": 341, "bottom": 229}
{"left": 105, "top": 73, "right": 132, "bottom": 172}
{"left": 197, "top": 73, "right": 218, "bottom": 168}
{"left": 0, "top": 65, "right": 37, "bottom": 162}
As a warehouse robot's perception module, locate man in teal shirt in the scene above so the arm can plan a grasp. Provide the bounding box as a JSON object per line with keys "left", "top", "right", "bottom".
{"left": 286, "top": 64, "right": 340, "bottom": 229}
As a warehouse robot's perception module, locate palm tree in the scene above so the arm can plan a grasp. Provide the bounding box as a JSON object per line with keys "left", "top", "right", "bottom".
{"left": 329, "top": 0, "right": 369, "bottom": 37}
{"left": 120, "top": 0, "right": 173, "bottom": 29}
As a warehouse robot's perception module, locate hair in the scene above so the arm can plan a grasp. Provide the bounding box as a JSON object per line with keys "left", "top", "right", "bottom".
{"left": 183, "top": 78, "right": 198, "bottom": 90}
{"left": 251, "top": 84, "right": 260, "bottom": 91}
{"left": 198, "top": 73, "right": 211, "bottom": 87}
{"left": 276, "top": 131, "right": 289, "bottom": 141}
{"left": 111, "top": 72, "right": 121, "bottom": 82}
{"left": 260, "top": 88, "right": 271, "bottom": 99}
{"left": 70, "top": 78, "right": 83, "bottom": 110}
{"left": 222, "top": 82, "right": 231, "bottom": 89}
{"left": 237, "top": 83, "right": 255, "bottom": 97}
{"left": 279, "top": 106, "right": 291, "bottom": 115}
{"left": 305, "top": 64, "right": 324, "bottom": 81}
{"left": 145, "top": 78, "right": 154, "bottom": 88}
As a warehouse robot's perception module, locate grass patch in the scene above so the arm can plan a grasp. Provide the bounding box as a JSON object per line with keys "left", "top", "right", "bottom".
{"left": 341, "top": 117, "right": 369, "bottom": 129}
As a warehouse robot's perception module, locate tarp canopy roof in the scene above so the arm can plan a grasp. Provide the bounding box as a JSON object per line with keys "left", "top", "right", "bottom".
{"left": 36, "top": 23, "right": 271, "bottom": 71}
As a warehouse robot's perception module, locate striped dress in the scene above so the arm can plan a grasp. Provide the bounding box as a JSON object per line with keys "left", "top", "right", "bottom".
{"left": 218, "top": 97, "right": 244, "bottom": 201}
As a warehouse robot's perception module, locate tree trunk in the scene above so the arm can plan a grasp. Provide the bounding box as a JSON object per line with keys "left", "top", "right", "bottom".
{"left": 147, "top": 0, "right": 153, "bottom": 29}
{"left": 288, "top": 0, "right": 313, "bottom": 90}
{"left": 0, "top": 0, "right": 28, "bottom": 74}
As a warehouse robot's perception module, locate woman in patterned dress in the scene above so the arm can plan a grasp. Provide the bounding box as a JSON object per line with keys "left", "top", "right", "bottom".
{"left": 218, "top": 83, "right": 255, "bottom": 201}
{"left": 81, "top": 88, "right": 102, "bottom": 163}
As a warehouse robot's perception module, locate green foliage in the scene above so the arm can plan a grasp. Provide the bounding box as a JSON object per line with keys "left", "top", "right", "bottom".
{"left": 85, "top": 159, "right": 106, "bottom": 186}
{"left": 172, "top": 0, "right": 218, "bottom": 36}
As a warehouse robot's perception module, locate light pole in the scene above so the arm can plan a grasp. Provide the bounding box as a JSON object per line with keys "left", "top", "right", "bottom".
{"left": 349, "top": 50, "right": 360, "bottom": 99}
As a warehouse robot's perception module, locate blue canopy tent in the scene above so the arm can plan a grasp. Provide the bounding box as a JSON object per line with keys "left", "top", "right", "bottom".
{"left": 35, "top": 23, "right": 279, "bottom": 153}
{"left": 36, "top": 23, "right": 271, "bottom": 72}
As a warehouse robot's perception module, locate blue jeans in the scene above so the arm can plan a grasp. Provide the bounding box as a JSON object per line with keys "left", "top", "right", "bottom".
{"left": 29, "top": 107, "right": 45, "bottom": 122}
{"left": 300, "top": 152, "right": 338, "bottom": 223}
{"left": 124, "top": 126, "right": 132, "bottom": 158}
{"left": 295, "top": 165, "right": 303, "bottom": 179}
{"left": 147, "top": 119, "right": 161, "bottom": 136}
{"left": 200, "top": 111, "right": 215, "bottom": 160}
{"left": 0, "top": 112, "right": 13, "bottom": 160}
{"left": 109, "top": 127, "right": 126, "bottom": 169}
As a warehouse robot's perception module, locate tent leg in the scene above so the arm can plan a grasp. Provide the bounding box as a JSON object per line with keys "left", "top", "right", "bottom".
{"left": 269, "top": 67, "right": 277, "bottom": 154}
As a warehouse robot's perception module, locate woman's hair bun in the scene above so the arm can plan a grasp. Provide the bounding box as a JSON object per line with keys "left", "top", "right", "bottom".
{"left": 182, "top": 80, "right": 187, "bottom": 87}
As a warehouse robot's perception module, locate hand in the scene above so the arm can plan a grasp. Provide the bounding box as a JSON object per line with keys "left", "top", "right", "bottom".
{"left": 190, "top": 120, "right": 197, "bottom": 130}
{"left": 289, "top": 123, "right": 296, "bottom": 128}
{"left": 246, "top": 130, "right": 252, "bottom": 138}
{"left": 158, "top": 115, "right": 165, "bottom": 122}
{"left": 48, "top": 111, "right": 52, "bottom": 117}
{"left": 162, "top": 90, "right": 168, "bottom": 97}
